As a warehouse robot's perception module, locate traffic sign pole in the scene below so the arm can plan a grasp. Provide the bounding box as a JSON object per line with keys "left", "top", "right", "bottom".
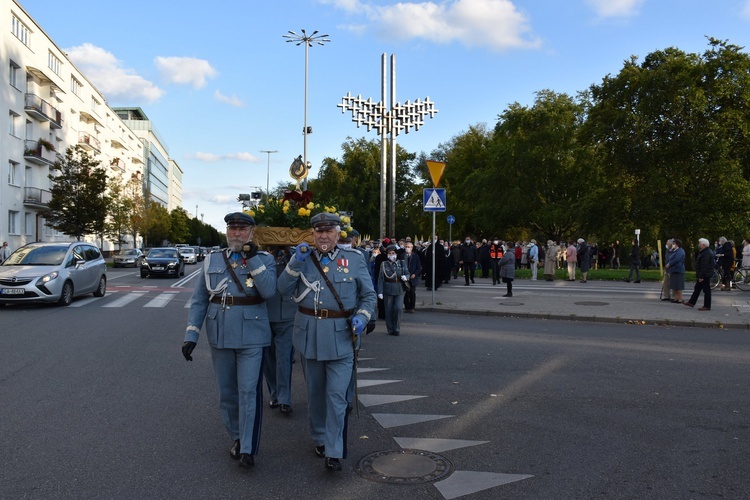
{"left": 431, "top": 211, "right": 436, "bottom": 305}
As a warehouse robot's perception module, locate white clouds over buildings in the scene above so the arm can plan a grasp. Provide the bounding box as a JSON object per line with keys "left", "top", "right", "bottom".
{"left": 322, "top": 0, "right": 541, "bottom": 51}
{"left": 214, "top": 90, "right": 245, "bottom": 107}
{"left": 65, "top": 43, "right": 164, "bottom": 103}
{"left": 190, "top": 152, "right": 260, "bottom": 162}
{"left": 154, "top": 56, "right": 218, "bottom": 89}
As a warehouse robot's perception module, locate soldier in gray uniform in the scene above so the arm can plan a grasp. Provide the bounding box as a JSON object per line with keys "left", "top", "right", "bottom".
{"left": 263, "top": 247, "right": 296, "bottom": 414}
{"left": 277, "top": 212, "right": 376, "bottom": 471}
{"left": 377, "top": 244, "right": 409, "bottom": 336}
{"left": 181, "top": 212, "right": 277, "bottom": 469}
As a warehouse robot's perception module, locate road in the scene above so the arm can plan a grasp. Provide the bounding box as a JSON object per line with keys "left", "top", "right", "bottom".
{"left": 1, "top": 263, "right": 749, "bottom": 499}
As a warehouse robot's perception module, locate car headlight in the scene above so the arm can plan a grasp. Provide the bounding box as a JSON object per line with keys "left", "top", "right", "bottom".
{"left": 168, "top": 261, "right": 177, "bottom": 267}
{"left": 39, "top": 271, "right": 59, "bottom": 283}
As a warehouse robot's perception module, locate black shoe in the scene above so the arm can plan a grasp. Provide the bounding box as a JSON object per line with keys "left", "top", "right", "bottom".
{"left": 502, "top": 293, "right": 512, "bottom": 297}
{"left": 239, "top": 454, "right": 255, "bottom": 468}
{"left": 464, "top": 283, "right": 469, "bottom": 286}
{"left": 230, "top": 440, "right": 241, "bottom": 459}
{"left": 269, "top": 400, "right": 280, "bottom": 409}
{"left": 471, "top": 279, "right": 475, "bottom": 284}
{"left": 624, "top": 279, "right": 630, "bottom": 283}
{"left": 634, "top": 280, "right": 641, "bottom": 283}
{"left": 393, "top": 332, "right": 400, "bottom": 336}
{"left": 314, "top": 445, "right": 326, "bottom": 458}
{"left": 325, "top": 458, "right": 342, "bottom": 471}
{"left": 661, "top": 298, "right": 672, "bottom": 301}
{"left": 280, "top": 404, "right": 293, "bottom": 414}
{"left": 546, "top": 278, "right": 553, "bottom": 281}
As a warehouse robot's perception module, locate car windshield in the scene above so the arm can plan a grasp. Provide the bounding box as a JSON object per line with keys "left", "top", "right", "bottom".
{"left": 148, "top": 249, "right": 177, "bottom": 259}
{"left": 179, "top": 248, "right": 195, "bottom": 254}
{"left": 3, "top": 245, "right": 68, "bottom": 266}
{"left": 118, "top": 249, "right": 139, "bottom": 256}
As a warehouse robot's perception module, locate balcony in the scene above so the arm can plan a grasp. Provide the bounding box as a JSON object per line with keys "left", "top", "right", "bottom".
{"left": 24, "top": 93, "right": 62, "bottom": 129}
{"left": 78, "top": 132, "right": 101, "bottom": 153}
{"left": 24, "top": 139, "right": 57, "bottom": 166}
{"left": 110, "top": 158, "right": 125, "bottom": 172}
{"left": 24, "top": 187, "right": 52, "bottom": 208}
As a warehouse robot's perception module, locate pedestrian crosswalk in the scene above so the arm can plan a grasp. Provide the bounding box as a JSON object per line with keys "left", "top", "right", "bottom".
{"left": 70, "top": 289, "right": 192, "bottom": 309}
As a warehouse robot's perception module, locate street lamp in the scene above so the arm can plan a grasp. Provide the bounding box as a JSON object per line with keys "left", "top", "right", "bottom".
{"left": 259, "top": 149, "right": 278, "bottom": 203}
{"left": 283, "top": 29, "right": 330, "bottom": 191}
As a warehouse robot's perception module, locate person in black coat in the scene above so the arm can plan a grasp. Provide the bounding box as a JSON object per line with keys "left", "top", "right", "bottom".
{"left": 479, "top": 240, "right": 491, "bottom": 278}
{"left": 625, "top": 238, "right": 641, "bottom": 283}
{"left": 459, "top": 237, "right": 478, "bottom": 285}
{"left": 403, "top": 241, "right": 421, "bottom": 312}
{"left": 424, "top": 238, "right": 445, "bottom": 290}
{"left": 716, "top": 236, "right": 734, "bottom": 291}
{"left": 685, "top": 238, "right": 715, "bottom": 310}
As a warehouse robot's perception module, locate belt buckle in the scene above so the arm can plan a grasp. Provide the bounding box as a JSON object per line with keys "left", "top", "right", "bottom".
{"left": 319, "top": 309, "right": 329, "bottom": 319}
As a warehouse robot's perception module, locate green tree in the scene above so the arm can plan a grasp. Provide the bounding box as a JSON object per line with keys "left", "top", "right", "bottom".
{"left": 41, "top": 146, "right": 110, "bottom": 241}
{"left": 169, "top": 207, "right": 191, "bottom": 243}
{"left": 143, "top": 202, "right": 171, "bottom": 246}
{"left": 104, "top": 174, "right": 134, "bottom": 251}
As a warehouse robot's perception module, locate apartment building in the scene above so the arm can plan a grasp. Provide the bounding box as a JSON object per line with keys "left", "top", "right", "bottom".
{"left": 1, "top": 0, "right": 181, "bottom": 252}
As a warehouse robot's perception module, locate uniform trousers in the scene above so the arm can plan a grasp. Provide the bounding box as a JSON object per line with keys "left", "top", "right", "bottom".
{"left": 302, "top": 355, "right": 353, "bottom": 459}
{"left": 404, "top": 285, "right": 417, "bottom": 311}
{"left": 384, "top": 293, "right": 404, "bottom": 334}
{"left": 210, "top": 346, "right": 264, "bottom": 456}
{"left": 263, "top": 320, "right": 294, "bottom": 406}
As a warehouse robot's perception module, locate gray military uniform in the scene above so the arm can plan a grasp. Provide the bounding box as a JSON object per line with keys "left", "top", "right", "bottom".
{"left": 277, "top": 247, "right": 376, "bottom": 459}
{"left": 185, "top": 249, "right": 277, "bottom": 456}
{"left": 377, "top": 259, "right": 408, "bottom": 335}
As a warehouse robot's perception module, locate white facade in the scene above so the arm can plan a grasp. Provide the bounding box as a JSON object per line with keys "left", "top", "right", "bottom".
{"left": 1, "top": 0, "right": 182, "bottom": 253}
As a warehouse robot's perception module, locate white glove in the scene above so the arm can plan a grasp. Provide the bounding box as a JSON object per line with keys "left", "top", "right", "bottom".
{"left": 378, "top": 293, "right": 384, "bottom": 300}
{"left": 401, "top": 275, "right": 408, "bottom": 281}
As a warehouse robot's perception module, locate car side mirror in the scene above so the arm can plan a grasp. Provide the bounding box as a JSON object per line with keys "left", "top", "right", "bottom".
{"left": 75, "top": 258, "right": 85, "bottom": 267}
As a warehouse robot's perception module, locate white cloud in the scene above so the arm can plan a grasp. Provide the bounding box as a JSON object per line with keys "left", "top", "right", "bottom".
{"left": 586, "top": 0, "right": 643, "bottom": 18}
{"left": 64, "top": 43, "right": 164, "bottom": 103}
{"left": 190, "top": 152, "right": 260, "bottom": 162}
{"left": 322, "top": 0, "right": 540, "bottom": 51}
{"left": 154, "top": 56, "right": 217, "bottom": 89}
{"left": 742, "top": 0, "right": 750, "bottom": 20}
{"left": 214, "top": 90, "right": 245, "bottom": 107}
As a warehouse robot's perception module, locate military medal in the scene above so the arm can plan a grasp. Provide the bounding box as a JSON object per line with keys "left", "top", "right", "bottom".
{"left": 231, "top": 262, "right": 238, "bottom": 269}
{"left": 344, "top": 268, "right": 349, "bottom": 274}
{"left": 323, "top": 266, "right": 329, "bottom": 273}
{"left": 245, "top": 277, "right": 254, "bottom": 288}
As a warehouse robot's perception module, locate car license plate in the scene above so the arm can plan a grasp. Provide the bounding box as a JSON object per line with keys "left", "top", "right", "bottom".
{"left": 152, "top": 266, "right": 164, "bottom": 271}
{"left": 0, "top": 288, "right": 24, "bottom": 295}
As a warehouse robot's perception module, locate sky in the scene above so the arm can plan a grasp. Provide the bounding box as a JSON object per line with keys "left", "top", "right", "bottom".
{"left": 16, "top": 0, "right": 750, "bottom": 232}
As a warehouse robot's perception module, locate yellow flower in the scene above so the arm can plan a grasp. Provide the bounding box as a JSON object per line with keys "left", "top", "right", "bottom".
{"left": 306, "top": 202, "right": 315, "bottom": 209}
{"left": 247, "top": 210, "right": 255, "bottom": 217}
{"left": 341, "top": 216, "right": 350, "bottom": 224}
{"left": 298, "top": 207, "right": 309, "bottom": 216}
{"left": 283, "top": 200, "right": 290, "bottom": 206}
{"left": 283, "top": 206, "right": 289, "bottom": 213}
{"left": 340, "top": 231, "right": 348, "bottom": 238}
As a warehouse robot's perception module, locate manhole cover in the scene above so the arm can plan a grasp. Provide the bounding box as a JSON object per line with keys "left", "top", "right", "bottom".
{"left": 574, "top": 301, "right": 609, "bottom": 306}
{"left": 499, "top": 302, "right": 523, "bottom": 306}
{"left": 356, "top": 449, "right": 454, "bottom": 484}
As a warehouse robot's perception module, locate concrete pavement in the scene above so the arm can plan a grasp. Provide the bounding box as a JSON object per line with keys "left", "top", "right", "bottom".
{"left": 415, "top": 275, "right": 750, "bottom": 330}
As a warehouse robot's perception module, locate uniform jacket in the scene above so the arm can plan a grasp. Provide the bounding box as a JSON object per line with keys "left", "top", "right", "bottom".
{"left": 278, "top": 247, "right": 376, "bottom": 361}
{"left": 267, "top": 253, "right": 297, "bottom": 323}
{"left": 378, "top": 259, "right": 408, "bottom": 296}
{"left": 185, "top": 249, "right": 277, "bottom": 349}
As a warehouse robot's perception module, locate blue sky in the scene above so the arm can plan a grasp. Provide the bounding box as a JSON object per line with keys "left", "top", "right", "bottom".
{"left": 17, "top": 0, "right": 750, "bottom": 232}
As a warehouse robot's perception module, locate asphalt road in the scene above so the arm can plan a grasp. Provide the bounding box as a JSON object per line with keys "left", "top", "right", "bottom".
{"left": 1, "top": 264, "right": 749, "bottom": 499}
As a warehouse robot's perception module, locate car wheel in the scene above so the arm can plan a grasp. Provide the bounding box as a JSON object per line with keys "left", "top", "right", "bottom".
{"left": 93, "top": 275, "right": 107, "bottom": 297}
{"left": 57, "top": 281, "right": 74, "bottom": 306}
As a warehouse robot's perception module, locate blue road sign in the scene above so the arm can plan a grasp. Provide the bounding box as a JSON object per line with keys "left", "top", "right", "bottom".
{"left": 447, "top": 215, "right": 455, "bottom": 225}
{"left": 423, "top": 188, "right": 446, "bottom": 212}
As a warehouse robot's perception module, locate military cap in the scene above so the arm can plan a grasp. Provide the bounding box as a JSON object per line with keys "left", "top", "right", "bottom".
{"left": 349, "top": 228, "right": 360, "bottom": 237}
{"left": 224, "top": 212, "right": 255, "bottom": 227}
{"left": 386, "top": 244, "right": 398, "bottom": 253}
{"left": 311, "top": 212, "right": 341, "bottom": 231}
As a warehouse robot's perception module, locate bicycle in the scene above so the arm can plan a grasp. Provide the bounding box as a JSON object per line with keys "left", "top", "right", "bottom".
{"left": 733, "top": 263, "right": 750, "bottom": 292}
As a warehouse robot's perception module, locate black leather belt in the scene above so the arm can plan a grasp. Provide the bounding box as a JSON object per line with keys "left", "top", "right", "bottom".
{"left": 210, "top": 295, "right": 264, "bottom": 306}
{"left": 298, "top": 306, "right": 354, "bottom": 319}
{"left": 384, "top": 278, "right": 398, "bottom": 283}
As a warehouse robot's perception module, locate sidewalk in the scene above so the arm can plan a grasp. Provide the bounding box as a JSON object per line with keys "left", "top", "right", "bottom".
{"left": 415, "top": 276, "right": 750, "bottom": 330}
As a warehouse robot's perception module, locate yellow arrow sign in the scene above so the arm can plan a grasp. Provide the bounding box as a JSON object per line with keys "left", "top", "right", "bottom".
{"left": 425, "top": 160, "right": 446, "bottom": 187}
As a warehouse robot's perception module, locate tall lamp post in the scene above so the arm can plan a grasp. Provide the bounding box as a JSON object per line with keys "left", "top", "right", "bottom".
{"left": 283, "top": 29, "right": 330, "bottom": 191}
{"left": 259, "top": 149, "right": 278, "bottom": 203}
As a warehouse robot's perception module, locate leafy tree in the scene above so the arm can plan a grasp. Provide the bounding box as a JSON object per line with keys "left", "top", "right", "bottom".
{"left": 104, "top": 174, "right": 134, "bottom": 251}
{"left": 169, "top": 207, "right": 191, "bottom": 244}
{"left": 41, "top": 146, "right": 110, "bottom": 241}
{"left": 126, "top": 174, "right": 146, "bottom": 246}
{"left": 143, "top": 202, "right": 171, "bottom": 246}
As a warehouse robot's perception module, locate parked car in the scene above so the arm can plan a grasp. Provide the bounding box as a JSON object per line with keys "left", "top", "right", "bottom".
{"left": 178, "top": 247, "right": 197, "bottom": 264}
{"left": 141, "top": 248, "right": 185, "bottom": 278}
{"left": 0, "top": 241, "right": 107, "bottom": 306}
{"left": 113, "top": 248, "right": 144, "bottom": 268}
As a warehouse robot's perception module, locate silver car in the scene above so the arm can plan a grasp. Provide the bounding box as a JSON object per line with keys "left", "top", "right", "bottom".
{"left": 178, "top": 247, "right": 197, "bottom": 264}
{"left": 113, "top": 248, "right": 144, "bottom": 268}
{"left": 0, "top": 242, "right": 107, "bottom": 306}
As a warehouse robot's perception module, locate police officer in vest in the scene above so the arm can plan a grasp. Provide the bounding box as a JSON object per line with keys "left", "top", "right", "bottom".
{"left": 182, "top": 212, "right": 277, "bottom": 469}
{"left": 263, "top": 246, "right": 296, "bottom": 414}
{"left": 278, "top": 212, "right": 376, "bottom": 471}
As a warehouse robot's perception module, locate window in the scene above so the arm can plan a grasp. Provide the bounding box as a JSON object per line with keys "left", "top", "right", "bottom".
{"left": 8, "top": 160, "right": 19, "bottom": 186}
{"left": 11, "top": 16, "right": 30, "bottom": 47}
{"left": 9, "top": 60, "right": 21, "bottom": 89}
{"left": 24, "top": 212, "right": 34, "bottom": 236}
{"left": 91, "top": 97, "right": 100, "bottom": 114}
{"left": 8, "top": 111, "right": 20, "bottom": 137}
{"left": 48, "top": 51, "right": 61, "bottom": 76}
{"left": 8, "top": 211, "right": 19, "bottom": 235}
{"left": 71, "top": 76, "right": 81, "bottom": 96}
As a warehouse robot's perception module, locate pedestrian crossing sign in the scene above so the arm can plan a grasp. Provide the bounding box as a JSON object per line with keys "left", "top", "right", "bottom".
{"left": 423, "top": 188, "right": 446, "bottom": 212}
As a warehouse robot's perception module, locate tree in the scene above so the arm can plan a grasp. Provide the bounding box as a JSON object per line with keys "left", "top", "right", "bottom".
{"left": 104, "top": 175, "right": 134, "bottom": 251}
{"left": 41, "top": 146, "right": 110, "bottom": 241}
{"left": 169, "top": 207, "right": 191, "bottom": 244}
{"left": 143, "top": 202, "right": 171, "bottom": 246}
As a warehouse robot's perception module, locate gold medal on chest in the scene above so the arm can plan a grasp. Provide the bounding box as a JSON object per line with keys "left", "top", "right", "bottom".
{"left": 344, "top": 268, "right": 349, "bottom": 273}
{"left": 245, "top": 277, "right": 254, "bottom": 288}
{"left": 323, "top": 266, "right": 329, "bottom": 273}
{"left": 231, "top": 262, "right": 238, "bottom": 269}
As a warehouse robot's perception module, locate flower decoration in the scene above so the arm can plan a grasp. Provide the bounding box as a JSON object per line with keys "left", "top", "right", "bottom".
{"left": 247, "top": 190, "right": 341, "bottom": 229}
